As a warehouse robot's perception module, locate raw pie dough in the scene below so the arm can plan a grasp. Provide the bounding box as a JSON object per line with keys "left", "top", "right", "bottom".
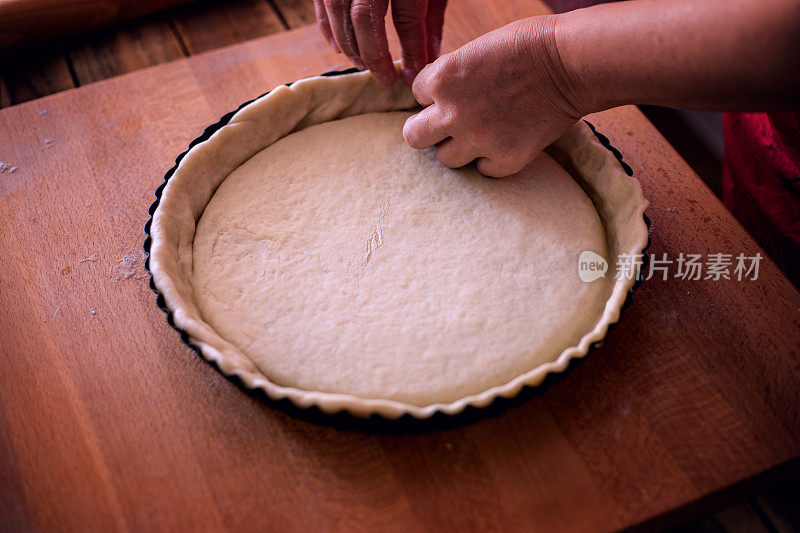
{"left": 148, "top": 68, "right": 649, "bottom": 418}
{"left": 193, "top": 111, "right": 609, "bottom": 406}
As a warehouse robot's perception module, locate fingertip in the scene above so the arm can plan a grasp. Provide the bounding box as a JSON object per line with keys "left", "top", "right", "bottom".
{"left": 428, "top": 38, "right": 442, "bottom": 61}
{"left": 370, "top": 66, "right": 397, "bottom": 87}
{"left": 403, "top": 116, "right": 427, "bottom": 149}
{"left": 402, "top": 118, "right": 417, "bottom": 147}
{"left": 401, "top": 66, "right": 418, "bottom": 86}
{"left": 373, "top": 68, "right": 396, "bottom": 87}
{"left": 400, "top": 49, "right": 427, "bottom": 85}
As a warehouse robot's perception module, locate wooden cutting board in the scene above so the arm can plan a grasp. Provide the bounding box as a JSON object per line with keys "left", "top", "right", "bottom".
{"left": 1, "top": 0, "right": 799, "bottom": 530}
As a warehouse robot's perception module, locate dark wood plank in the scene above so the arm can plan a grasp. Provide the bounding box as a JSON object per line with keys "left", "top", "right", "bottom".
{"left": 0, "top": 0, "right": 192, "bottom": 50}
{"left": 67, "top": 17, "right": 186, "bottom": 86}
{"left": 0, "top": 74, "right": 9, "bottom": 108}
{"left": 755, "top": 471, "right": 800, "bottom": 533}
{"left": 270, "top": 0, "right": 317, "bottom": 27}
{"left": 170, "top": 0, "right": 286, "bottom": 55}
{"left": 0, "top": 46, "right": 75, "bottom": 108}
{"left": 0, "top": 1, "right": 799, "bottom": 531}
{"left": 677, "top": 501, "right": 771, "bottom": 533}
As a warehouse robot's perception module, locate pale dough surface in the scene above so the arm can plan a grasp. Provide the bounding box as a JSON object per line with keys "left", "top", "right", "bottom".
{"left": 192, "top": 111, "right": 611, "bottom": 406}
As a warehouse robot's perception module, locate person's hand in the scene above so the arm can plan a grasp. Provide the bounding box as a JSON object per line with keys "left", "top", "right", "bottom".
{"left": 403, "top": 17, "right": 588, "bottom": 177}
{"left": 314, "top": 0, "right": 448, "bottom": 86}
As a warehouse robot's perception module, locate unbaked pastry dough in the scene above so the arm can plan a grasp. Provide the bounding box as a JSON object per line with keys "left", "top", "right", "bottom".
{"left": 147, "top": 68, "right": 649, "bottom": 418}
{"left": 192, "top": 111, "right": 609, "bottom": 406}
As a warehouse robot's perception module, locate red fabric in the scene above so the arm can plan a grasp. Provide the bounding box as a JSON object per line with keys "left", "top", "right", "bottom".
{"left": 723, "top": 111, "right": 800, "bottom": 287}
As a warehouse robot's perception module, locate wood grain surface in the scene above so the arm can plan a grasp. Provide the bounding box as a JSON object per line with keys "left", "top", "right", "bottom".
{"left": 1, "top": 0, "right": 799, "bottom": 531}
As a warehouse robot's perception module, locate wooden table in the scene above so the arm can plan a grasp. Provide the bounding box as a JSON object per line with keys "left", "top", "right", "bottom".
{"left": 1, "top": 0, "right": 799, "bottom": 530}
